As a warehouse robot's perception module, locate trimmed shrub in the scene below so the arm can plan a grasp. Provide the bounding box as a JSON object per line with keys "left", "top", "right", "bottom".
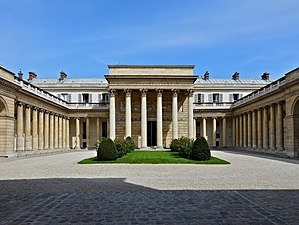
{"left": 177, "top": 137, "right": 194, "bottom": 158}
{"left": 97, "top": 138, "right": 118, "bottom": 161}
{"left": 115, "top": 140, "right": 127, "bottom": 158}
{"left": 170, "top": 139, "right": 179, "bottom": 152}
{"left": 124, "top": 136, "right": 136, "bottom": 152}
{"left": 190, "top": 136, "right": 211, "bottom": 161}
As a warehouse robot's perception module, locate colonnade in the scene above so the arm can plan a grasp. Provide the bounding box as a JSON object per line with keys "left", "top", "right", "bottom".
{"left": 108, "top": 89, "right": 194, "bottom": 147}
{"left": 232, "top": 101, "right": 284, "bottom": 150}
{"left": 16, "top": 102, "right": 69, "bottom": 151}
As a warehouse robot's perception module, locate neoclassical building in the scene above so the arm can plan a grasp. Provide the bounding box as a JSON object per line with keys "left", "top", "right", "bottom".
{"left": 0, "top": 64, "right": 298, "bottom": 158}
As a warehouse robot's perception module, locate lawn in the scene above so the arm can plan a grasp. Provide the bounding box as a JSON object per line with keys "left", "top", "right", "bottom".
{"left": 78, "top": 150, "right": 230, "bottom": 164}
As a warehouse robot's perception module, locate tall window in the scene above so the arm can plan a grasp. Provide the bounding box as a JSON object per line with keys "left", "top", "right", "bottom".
{"left": 61, "top": 93, "right": 68, "bottom": 101}
{"left": 213, "top": 94, "right": 220, "bottom": 103}
{"left": 233, "top": 93, "right": 239, "bottom": 101}
{"left": 82, "top": 94, "right": 89, "bottom": 103}
{"left": 102, "top": 93, "right": 109, "bottom": 103}
{"left": 197, "top": 94, "right": 204, "bottom": 103}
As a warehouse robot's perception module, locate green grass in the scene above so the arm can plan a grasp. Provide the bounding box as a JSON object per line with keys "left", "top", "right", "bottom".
{"left": 78, "top": 150, "right": 230, "bottom": 164}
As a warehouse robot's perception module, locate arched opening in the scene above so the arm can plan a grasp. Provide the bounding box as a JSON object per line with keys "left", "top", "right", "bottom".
{"left": 0, "top": 98, "right": 8, "bottom": 155}
{"left": 293, "top": 100, "right": 299, "bottom": 156}
{"left": 0, "top": 99, "right": 7, "bottom": 116}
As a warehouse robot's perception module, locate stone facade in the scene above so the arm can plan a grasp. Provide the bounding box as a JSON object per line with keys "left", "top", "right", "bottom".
{"left": 0, "top": 64, "right": 298, "bottom": 158}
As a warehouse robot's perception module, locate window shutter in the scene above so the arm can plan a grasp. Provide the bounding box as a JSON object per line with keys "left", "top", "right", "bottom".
{"left": 78, "top": 94, "right": 81, "bottom": 103}
{"left": 98, "top": 94, "right": 102, "bottom": 102}
{"left": 220, "top": 94, "right": 223, "bottom": 102}
{"left": 89, "top": 94, "right": 92, "bottom": 103}
{"left": 194, "top": 94, "right": 198, "bottom": 103}
{"left": 68, "top": 94, "right": 71, "bottom": 102}
{"left": 201, "top": 94, "right": 204, "bottom": 103}
{"left": 57, "top": 94, "right": 61, "bottom": 99}
{"left": 208, "top": 94, "right": 212, "bottom": 102}
{"left": 229, "top": 94, "right": 233, "bottom": 102}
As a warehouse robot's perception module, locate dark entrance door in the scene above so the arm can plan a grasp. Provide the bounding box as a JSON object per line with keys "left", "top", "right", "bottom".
{"left": 147, "top": 121, "right": 157, "bottom": 146}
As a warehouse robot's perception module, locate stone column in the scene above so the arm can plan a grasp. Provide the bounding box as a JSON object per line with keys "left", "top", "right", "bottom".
{"left": 257, "top": 108, "right": 263, "bottom": 149}
{"left": 49, "top": 113, "right": 54, "bottom": 149}
{"left": 32, "top": 107, "right": 38, "bottom": 150}
{"left": 188, "top": 90, "right": 194, "bottom": 139}
{"left": 239, "top": 115, "right": 243, "bottom": 147}
{"left": 17, "top": 102, "right": 24, "bottom": 151}
{"left": 109, "top": 89, "right": 116, "bottom": 140}
{"left": 86, "top": 117, "right": 90, "bottom": 149}
{"left": 96, "top": 118, "right": 100, "bottom": 141}
{"left": 222, "top": 117, "right": 226, "bottom": 147}
{"left": 38, "top": 109, "right": 44, "bottom": 150}
{"left": 212, "top": 117, "right": 217, "bottom": 147}
{"left": 193, "top": 118, "right": 197, "bottom": 139}
{"left": 172, "top": 90, "right": 178, "bottom": 140}
{"left": 66, "top": 117, "right": 70, "bottom": 149}
{"left": 270, "top": 104, "right": 276, "bottom": 150}
{"left": 263, "top": 106, "right": 269, "bottom": 150}
{"left": 58, "top": 116, "right": 63, "bottom": 149}
{"left": 202, "top": 117, "right": 207, "bottom": 140}
{"left": 54, "top": 114, "right": 59, "bottom": 149}
{"left": 232, "top": 117, "right": 235, "bottom": 146}
{"left": 277, "top": 102, "right": 284, "bottom": 150}
{"left": 140, "top": 89, "right": 147, "bottom": 148}
{"left": 248, "top": 112, "right": 252, "bottom": 148}
{"left": 156, "top": 89, "right": 163, "bottom": 148}
{"left": 62, "top": 117, "right": 66, "bottom": 149}
{"left": 252, "top": 110, "right": 257, "bottom": 148}
{"left": 235, "top": 116, "right": 239, "bottom": 147}
{"left": 243, "top": 113, "right": 247, "bottom": 148}
{"left": 44, "top": 111, "right": 49, "bottom": 150}
{"left": 25, "top": 105, "right": 31, "bottom": 150}
{"left": 75, "top": 117, "right": 80, "bottom": 149}
{"left": 125, "top": 89, "right": 132, "bottom": 138}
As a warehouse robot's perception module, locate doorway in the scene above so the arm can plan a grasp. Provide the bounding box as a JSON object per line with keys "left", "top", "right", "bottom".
{"left": 147, "top": 121, "right": 157, "bottom": 146}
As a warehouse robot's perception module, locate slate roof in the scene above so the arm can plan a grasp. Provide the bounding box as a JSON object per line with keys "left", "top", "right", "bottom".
{"left": 31, "top": 78, "right": 108, "bottom": 85}
{"left": 195, "top": 77, "right": 272, "bottom": 85}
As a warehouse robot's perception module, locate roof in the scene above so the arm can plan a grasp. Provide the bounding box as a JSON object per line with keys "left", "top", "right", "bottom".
{"left": 195, "top": 77, "right": 272, "bottom": 85}
{"left": 31, "top": 78, "right": 108, "bottom": 85}
{"left": 108, "top": 65, "right": 195, "bottom": 69}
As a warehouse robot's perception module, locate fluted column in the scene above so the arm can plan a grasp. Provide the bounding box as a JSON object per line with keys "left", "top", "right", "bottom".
{"left": 62, "top": 117, "right": 66, "bottom": 149}
{"left": 172, "top": 90, "right": 178, "bottom": 140}
{"left": 125, "top": 89, "right": 132, "bottom": 138}
{"left": 222, "top": 117, "right": 226, "bottom": 146}
{"left": 263, "top": 106, "right": 269, "bottom": 150}
{"left": 235, "top": 116, "right": 239, "bottom": 147}
{"left": 49, "top": 113, "right": 54, "bottom": 149}
{"left": 248, "top": 112, "right": 252, "bottom": 148}
{"left": 25, "top": 105, "right": 31, "bottom": 150}
{"left": 58, "top": 116, "right": 63, "bottom": 149}
{"left": 202, "top": 117, "right": 207, "bottom": 140}
{"left": 212, "top": 117, "right": 217, "bottom": 147}
{"left": 54, "top": 114, "right": 59, "bottom": 149}
{"left": 44, "top": 111, "right": 49, "bottom": 150}
{"left": 109, "top": 89, "right": 116, "bottom": 140}
{"left": 257, "top": 108, "right": 263, "bottom": 149}
{"left": 140, "top": 89, "right": 147, "bottom": 148}
{"left": 75, "top": 117, "right": 81, "bottom": 149}
{"left": 188, "top": 90, "right": 194, "bottom": 139}
{"left": 270, "top": 104, "right": 276, "bottom": 150}
{"left": 156, "top": 89, "right": 163, "bottom": 148}
{"left": 232, "top": 117, "right": 236, "bottom": 146}
{"left": 239, "top": 115, "right": 243, "bottom": 147}
{"left": 252, "top": 110, "right": 257, "bottom": 148}
{"left": 243, "top": 113, "right": 247, "bottom": 148}
{"left": 32, "top": 107, "right": 38, "bottom": 150}
{"left": 38, "top": 109, "right": 44, "bottom": 150}
{"left": 17, "top": 102, "right": 24, "bottom": 151}
{"left": 66, "top": 117, "right": 70, "bottom": 149}
{"left": 86, "top": 117, "right": 90, "bottom": 149}
{"left": 277, "top": 102, "right": 284, "bottom": 150}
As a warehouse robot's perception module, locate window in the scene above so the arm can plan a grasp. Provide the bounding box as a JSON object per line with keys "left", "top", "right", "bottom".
{"left": 233, "top": 94, "right": 239, "bottom": 101}
{"left": 197, "top": 94, "right": 204, "bottom": 103}
{"left": 61, "top": 93, "right": 68, "bottom": 101}
{"left": 102, "top": 93, "right": 109, "bottom": 103}
{"left": 82, "top": 94, "right": 89, "bottom": 103}
{"left": 213, "top": 94, "right": 220, "bottom": 103}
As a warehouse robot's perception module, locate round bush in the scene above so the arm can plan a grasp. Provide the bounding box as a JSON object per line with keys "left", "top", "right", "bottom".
{"left": 97, "top": 138, "right": 118, "bottom": 161}
{"left": 114, "top": 140, "right": 127, "bottom": 158}
{"left": 170, "top": 139, "right": 179, "bottom": 152}
{"left": 177, "top": 137, "right": 193, "bottom": 158}
{"left": 124, "top": 136, "right": 136, "bottom": 152}
{"left": 190, "top": 137, "right": 211, "bottom": 160}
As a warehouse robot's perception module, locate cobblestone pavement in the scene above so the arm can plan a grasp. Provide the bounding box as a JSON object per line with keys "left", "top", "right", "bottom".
{"left": 0, "top": 150, "right": 299, "bottom": 224}
{"left": 1, "top": 190, "right": 299, "bottom": 225}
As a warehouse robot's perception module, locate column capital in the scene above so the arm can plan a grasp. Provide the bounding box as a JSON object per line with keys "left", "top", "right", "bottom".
{"left": 140, "top": 88, "right": 147, "bottom": 96}
{"left": 124, "top": 89, "right": 132, "bottom": 97}
{"left": 16, "top": 102, "right": 24, "bottom": 107}
{"left": 156, "top": 89, "right": 163, "bottom": 97}
{"left": 172, "top": 89, "right": 179, "bottom": 97}
{"left": 25, "top": 104, "right": 32, "bottom": 109}
{"left": 108, "top": 89, "right": 116, "bottom": 97}
{"left": 187, "top": 89, "right": 194, "bottom": 97}
{"left": 39, "top": 108, "right": 45, "bottom": 113}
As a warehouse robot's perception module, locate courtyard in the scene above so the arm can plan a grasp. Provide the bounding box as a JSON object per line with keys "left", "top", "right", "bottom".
{"left": 0, "top": 150, "right": 299, "bottom": 224}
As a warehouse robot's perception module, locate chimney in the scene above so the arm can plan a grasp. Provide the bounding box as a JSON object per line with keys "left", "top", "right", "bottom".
{"left": 232, "top": 72, "right": 240, "bottom": 81}
{"left": 203, "top": 71, "right": 209, "bottom": 80}
{"left": 28, "top": 72, "right": 37, "bottom": 81}
{"left": 18, "top": 70, "right": 23, "bottom": 80}
{"left": 59, "top": 70, "right": 67, "bottom": 81}
{"left": 261, "top": 72, "right": 270, "bottom": 81}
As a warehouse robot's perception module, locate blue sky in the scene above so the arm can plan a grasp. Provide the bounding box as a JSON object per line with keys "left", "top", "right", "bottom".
{"left": 1, "top": 0, "right": 299, "bottom": 80}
